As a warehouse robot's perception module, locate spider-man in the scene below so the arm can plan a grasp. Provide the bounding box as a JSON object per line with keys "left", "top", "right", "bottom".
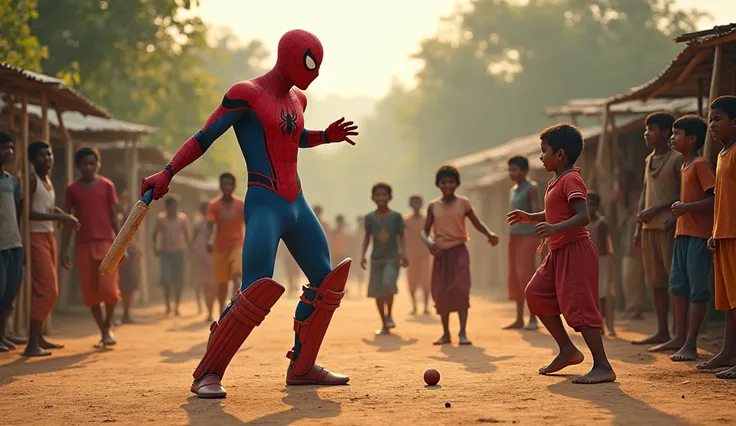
{"left": 140, "top": 29, "right": 359, "bottom": 398}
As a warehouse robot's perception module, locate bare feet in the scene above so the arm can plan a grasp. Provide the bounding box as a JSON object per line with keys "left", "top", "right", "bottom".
{"left": 715, "top": 365, "right": 736, "bottom": 379}
{"left": 458, "top": 334, "right": 472, "bottom": 345}
{"left": 433, "top": 335, "right": 451, "bottom": 345}
{"left": 648, "top": 337, "right": 685, "bottom": 352}
{"left": 375, "top": 327, "right": 390, "bottom": 336}
{"left": 628, "top": 312, "right": 644, "bottom": 321}
{"left": 122, "top": 316, "right": 136, "bottom": 324}
{"left": 670, "top": 345, "right": 698, "bottom": 362}
{"left": 410, "top": 309, "right": 417, "bottom": 316}
{"left": 539, "top": 347, "right": 584, "bottom": 375}
{"left": 2, "top": 337, "right": 16, "bottom": 350}
{"left": 384, "top": 316, "right": 396, "bottom": 329}
{"left": 525, "top": 319, "right": 539, "bottom": 331}
{"left": 572, "top": 366, "right": 617, "bottom": 384}
{"left": 423, "top": 309, "right": 430, "bottom": 316}
{"left": 22, "top": 345, "right": 51, "bottom": 357}
{"left": 0, "top": 341, "right": 8, "bottom": 352}
{"left": 5, "top": 333, "right": 27, "bottom": 345}
{"left": 39, "top": 338, "right": 64, "bottom": 350}
{"left": 696, "top": 352, "right": 736, "bottom": 372}
{"left": 95, "top": 330, "right": 117, "bottom": 348}
{"left": 503, "top": 320, "right": 524, "bottom": 330}
{"left": 631, "top": 333, "right": 670, "bottom": 345}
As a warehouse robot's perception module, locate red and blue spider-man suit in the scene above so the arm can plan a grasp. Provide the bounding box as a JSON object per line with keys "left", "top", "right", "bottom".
{"left": 140, "top": 29, "right": 359, "bottom": 398}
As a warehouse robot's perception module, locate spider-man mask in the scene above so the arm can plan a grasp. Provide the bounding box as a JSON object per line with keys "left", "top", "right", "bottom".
{"left": 277, "top": 29, "right": 324, "bottom": 90}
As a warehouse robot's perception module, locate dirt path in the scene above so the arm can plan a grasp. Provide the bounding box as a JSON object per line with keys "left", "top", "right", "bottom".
{"left": 1, "top": 286, "right": 734, "bottom": 425}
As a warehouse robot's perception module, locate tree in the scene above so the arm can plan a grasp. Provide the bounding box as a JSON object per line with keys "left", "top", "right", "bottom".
{"left": 0, "top": 0, "right": 48, "bottom": 71}
{"left": 28, "top": 0, "right": 227, "bottom": 174}
{"left": 406, "top": 0, "right": 707, "bottom": 166}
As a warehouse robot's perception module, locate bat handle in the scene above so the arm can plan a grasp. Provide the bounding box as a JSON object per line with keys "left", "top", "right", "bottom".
{"left": 141, "top": 188, "right": 154, "bottom": 205}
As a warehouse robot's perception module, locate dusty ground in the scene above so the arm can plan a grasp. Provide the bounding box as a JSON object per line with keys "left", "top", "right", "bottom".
{"left": 1, "top": 284, "right": 735, "bottom": 425}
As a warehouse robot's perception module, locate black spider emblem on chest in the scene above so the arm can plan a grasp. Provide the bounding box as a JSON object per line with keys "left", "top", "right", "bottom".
{"left": 280, "top": 108, "right": 299, "bottom": 136}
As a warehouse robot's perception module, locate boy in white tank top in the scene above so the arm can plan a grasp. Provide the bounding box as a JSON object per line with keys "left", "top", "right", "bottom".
{"left": 23, "top": 141, "right": 78, "bottom": 357}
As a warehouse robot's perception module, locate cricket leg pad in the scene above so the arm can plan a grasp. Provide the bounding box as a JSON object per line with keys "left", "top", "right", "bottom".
{"left": 191, "top": 278, "right": 284, "bottom": 397}
{"left": 286, "top": 258, "right": 350, "bottom": 382}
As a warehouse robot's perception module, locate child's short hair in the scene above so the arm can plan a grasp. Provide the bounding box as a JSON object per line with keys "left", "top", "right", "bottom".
{"left": 588, "top": 191, "right": 601, "bottom": 206}
{"left": 75, "top": 146, "right": 101, "bottom": 165}
{"left": 539, "top": 123, "right": 584, "bottom": 166}
{"left": 164, "top": 194, "right": 180, "bottom": 208}
{"left": 507, "top": 155, "right": 529, "bottom": 171}
{"left": 336, "top": 214, "right": 345, "bottom": 223}
{"left": 0, "top": 131, "right": 13, "bottom": 144}
{"left": 673, "top": 115, "right": 708, "bottom": 150}
{"left": 435, "top": 165, "right": 461, "bottom": 186}
{"left": 219, "top": 172, "right": 236, "bottom": 183}
{"left": 200, "top": 201, "right": 209, "bottom": 212}
{"left": 710, "top": 96, "right": 736, "bottom": 119}
{"left": 645, "top": 112, "right": 675, "bottom": 133}
{"left": 372, "top": 182, "right": 392, "bottom": 196}
{"left": 28, "top": 140, "right": 51, "bottom": 161}
{"left": 409, "top": 193, "right": 422, "bottom": 203}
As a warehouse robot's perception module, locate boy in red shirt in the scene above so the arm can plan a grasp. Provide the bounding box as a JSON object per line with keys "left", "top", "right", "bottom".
{"left": 508, "top": 123, "right": 615, "bottom": 384}
{"left": 63, "top": 147, "right": 121, "bottom": 348}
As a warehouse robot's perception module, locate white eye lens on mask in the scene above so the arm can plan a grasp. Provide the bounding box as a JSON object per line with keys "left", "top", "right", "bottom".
{"left": 305, "top": 55, "right": 316, "bottom": 70}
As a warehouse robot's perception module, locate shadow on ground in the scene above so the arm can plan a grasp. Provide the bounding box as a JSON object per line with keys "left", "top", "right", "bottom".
{"left": 181, "top": 387, "right": 341, "bottom": 425}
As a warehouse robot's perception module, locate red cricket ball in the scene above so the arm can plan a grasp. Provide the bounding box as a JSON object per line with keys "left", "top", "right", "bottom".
{"left": 424, "top": 368, "right": 440, "bottom": 386}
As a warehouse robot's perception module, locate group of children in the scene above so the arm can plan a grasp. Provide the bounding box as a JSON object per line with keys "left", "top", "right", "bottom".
{"left": 625, "top": 97, "right": 736, "bottom": 380}
{"left": 151, "top": 172, "right": 246, "bottom": 323}
{"left": 356, "top": 95, "right": 736, "bottom": 384}
{"left": 2, "top": 96, "right": 735, "bottom": 385}
{"left": 0, "top": 136, "right": 123, "bottom": 356}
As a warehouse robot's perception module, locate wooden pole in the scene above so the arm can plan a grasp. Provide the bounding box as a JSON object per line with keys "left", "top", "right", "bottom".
{"left": 697, "top": 79, "right": 704, "bottom": 117}
{"left": 55, "top": 108, "right": 74, "bottom": 311}
{"left": 129, "top": 140, "right": 149, "bottom": 305}
{"left": 703, "top": 45, "right": 723, "bottom": 165}
{"left": 15, "top": 90, "right": 32, "bottom": 336}
{"left": 40, "top": 93, "right": 51, "bottom": 334}
{"left": 595, "top": 104, "right": 611, "bottom": 194}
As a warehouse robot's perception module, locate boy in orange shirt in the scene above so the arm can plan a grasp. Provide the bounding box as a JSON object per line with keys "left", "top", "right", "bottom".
{"left": 206, "top": 172, "right": 245, "bottom": 312}
{"left": 508, "top": 124, "right": 615, "bottom": 384}
{"left": 700, "top": 96, "right": 736, "bottom": 379}
{"left": 649, "top": 116, "right": 714, "bottom": 360}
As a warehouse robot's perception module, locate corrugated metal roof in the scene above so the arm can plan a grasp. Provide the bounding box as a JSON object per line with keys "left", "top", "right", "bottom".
{"left": 607, "top": 24, "right": 736, "bottom": 105}
{"left": 459, "top": 117, "right": 640, "bottom": 189}
{"left": 0, "top": 99, "right": 154, "bottom": 135}
{"left": 451, "top": 124, "right": 604, "bottom": 170}
{"left": 0, "top": 63, "right": 110, "bottom": 118}
{"left": 544, "top": 97, "right": 703, "bottom": 117}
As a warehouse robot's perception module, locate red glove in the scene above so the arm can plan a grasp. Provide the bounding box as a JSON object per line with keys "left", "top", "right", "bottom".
{"left": 141, "top": 169, "right": 172, "bottom": 201}
{"left": 325, "top": 117, "right": 359, "bottom": 145}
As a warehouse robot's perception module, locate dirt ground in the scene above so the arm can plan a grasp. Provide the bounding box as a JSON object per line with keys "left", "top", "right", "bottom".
{"left": 1, "top": 283, "right": 735, "bottom": 426}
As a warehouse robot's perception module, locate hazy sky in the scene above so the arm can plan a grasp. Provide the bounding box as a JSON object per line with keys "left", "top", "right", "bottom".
{"left": 190, "top": 0, "right": 733, "bottom": 98}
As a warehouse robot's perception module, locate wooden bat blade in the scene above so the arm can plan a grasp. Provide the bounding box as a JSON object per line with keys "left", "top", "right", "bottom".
{"left": 99, "top": 200, "right": 150, "bottom": 275}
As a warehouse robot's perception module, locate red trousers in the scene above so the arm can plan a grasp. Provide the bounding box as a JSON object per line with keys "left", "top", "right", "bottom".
{"left": 525, "top": 238, "right": 602, "bottom": 331}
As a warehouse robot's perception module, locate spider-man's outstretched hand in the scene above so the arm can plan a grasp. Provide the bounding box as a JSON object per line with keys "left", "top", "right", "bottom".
{"left": 325, "top": 117, "right": 359, "bottom": 145}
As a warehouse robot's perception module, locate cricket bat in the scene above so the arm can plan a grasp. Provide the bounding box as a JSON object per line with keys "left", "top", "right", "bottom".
{"left": 99, "top": 188, "right": 154, "bottom": 275}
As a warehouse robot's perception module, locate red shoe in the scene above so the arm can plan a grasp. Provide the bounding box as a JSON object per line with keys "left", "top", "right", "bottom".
{"left": 286, "top": 363, "right": 349, "bottom": 386}
{"left": 191, "top": 374, "right": 227, "bottom": 398}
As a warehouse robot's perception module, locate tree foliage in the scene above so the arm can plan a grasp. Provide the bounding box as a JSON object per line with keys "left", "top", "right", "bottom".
{"left": 394, "top": 0, "right": 706, "bottom": 190}
{"left": 0, "top": 0, "right": 48, "bottom": 71}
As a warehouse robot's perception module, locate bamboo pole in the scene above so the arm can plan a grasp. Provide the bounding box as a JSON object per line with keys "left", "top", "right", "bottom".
{"left": 703, "top": 45, "right": 723, "bottom": 165}
{"left": 40, "top": 93, "right": 51, "bottom": 334}
{"left": 130, "top": 140, "right": 149, "bottom": 305}
{"left": 56, "top": 108, "right": 74, "bottom": 311}
{"left": 15, "top": 90, "right": 32, "bottom": 336}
